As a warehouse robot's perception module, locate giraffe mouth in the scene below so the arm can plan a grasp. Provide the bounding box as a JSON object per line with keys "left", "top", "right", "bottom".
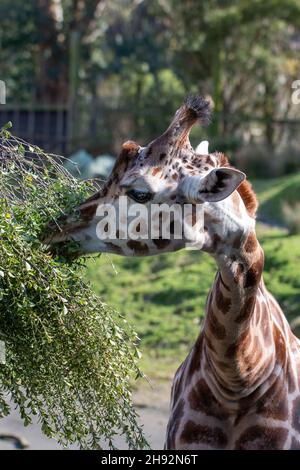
{"left": 41, "top": 215, "right": 89, "bottom": 259}
{"left": 41, "top": 199, "right": 99, "bottom": 258}
{"left": 47, "top": 239, "right": 83, "bottom": 260}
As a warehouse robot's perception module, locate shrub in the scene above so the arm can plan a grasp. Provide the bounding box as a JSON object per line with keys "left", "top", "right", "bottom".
{"left": 0, "top": 125, "right": 147, "bottom": 449}
{"left": 282, "top": 201, "right": 300, "bottom": 235}
{"left": 234, "top": 143, "right": 300, "bottom": 179}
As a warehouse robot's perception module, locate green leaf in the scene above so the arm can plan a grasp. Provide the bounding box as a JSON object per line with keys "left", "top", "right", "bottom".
{"left": 2, "top": 121, "right": 12, "bottom": 130}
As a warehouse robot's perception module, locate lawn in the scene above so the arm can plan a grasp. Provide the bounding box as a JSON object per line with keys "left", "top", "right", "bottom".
{"left": 85, "top": 173, "right": 300, "bottom": 379}
{"left": 252, "top": 173, "right": 300, "bottom": 225}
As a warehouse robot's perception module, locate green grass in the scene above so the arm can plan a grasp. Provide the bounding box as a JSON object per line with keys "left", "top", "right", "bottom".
{"left": 253, "top": 173, "right": 300, "bottom": 225}
{"left": 85, "top": 174, "right": 300, "bottom": 379}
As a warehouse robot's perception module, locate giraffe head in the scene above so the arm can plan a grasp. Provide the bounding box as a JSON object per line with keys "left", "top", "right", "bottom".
{"left": 46, "top": 96, "right": 258, "bottom": 257}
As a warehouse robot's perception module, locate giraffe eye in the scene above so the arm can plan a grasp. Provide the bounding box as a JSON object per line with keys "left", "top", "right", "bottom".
{"left": 126, "top": 189, "right": 152, "bottom": 203}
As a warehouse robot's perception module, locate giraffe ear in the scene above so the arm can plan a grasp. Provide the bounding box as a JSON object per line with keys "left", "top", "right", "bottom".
{"left": 179, "top": 167, "right": 246, "bottom": 203}
{"left": 119, "top": 141, "right": 140, "bottom": 162}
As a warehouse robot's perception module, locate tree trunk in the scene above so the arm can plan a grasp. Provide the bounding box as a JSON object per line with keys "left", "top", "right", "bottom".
{"left": 35, "top": 0, "right": 68, "bottom": 103}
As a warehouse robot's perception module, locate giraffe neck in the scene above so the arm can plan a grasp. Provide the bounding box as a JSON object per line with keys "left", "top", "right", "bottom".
{"left": 199, "top": 225, "right": 278, "bottom": 407}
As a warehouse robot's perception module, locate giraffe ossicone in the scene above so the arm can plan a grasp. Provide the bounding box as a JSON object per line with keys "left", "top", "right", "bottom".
{"left": 196, "top": 140, "right": 209, "bottom": 155}
{"left": 46, "top": 95, "right": 300, "bottom": 450}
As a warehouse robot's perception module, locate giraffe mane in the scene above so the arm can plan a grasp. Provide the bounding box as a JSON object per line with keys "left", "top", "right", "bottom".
{"left": 215, "top": 152, "right": 258, "bottom": 218}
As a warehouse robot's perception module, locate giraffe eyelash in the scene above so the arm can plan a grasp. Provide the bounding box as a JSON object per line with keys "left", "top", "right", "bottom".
{"left": 126, "top": 189, "right": 153, "bottom": 203}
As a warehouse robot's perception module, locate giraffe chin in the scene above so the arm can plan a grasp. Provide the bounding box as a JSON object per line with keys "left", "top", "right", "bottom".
{"left": 45, "top": 227, "right": 127, "bottom": 259}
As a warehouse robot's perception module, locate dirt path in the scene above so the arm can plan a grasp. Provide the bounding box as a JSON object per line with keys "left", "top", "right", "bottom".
{"left": 132, "top": 380, "right": 171, "bottom": 449}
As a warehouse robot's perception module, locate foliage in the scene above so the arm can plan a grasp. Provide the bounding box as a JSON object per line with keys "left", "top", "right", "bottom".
{"left": 282, "top": 202, "right": 300, "bottom": 235}
{"left": 261, "top": 229, "right": 300, "bottom": 321}
{"left": 252, "top": 173, "right": 300, "bottom": 224}
{"left": 0, "top": 128, "right": 147, "bottom": 449}
{"left": 233, "top": 143, "right": 300, "bottom": 179}
{"left": 0, "top": 0, "right": 106, "bottom": 102}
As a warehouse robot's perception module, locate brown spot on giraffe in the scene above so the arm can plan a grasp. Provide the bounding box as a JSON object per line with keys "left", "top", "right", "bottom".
{"left": 152, "top": 167, "right": 161, "bottom": 176}
{"left": 171, "top": 365, "right": 185, "bottom": 406}
{"left": 287, "top": 364, "right": 296, "bottom": 393}
{"left": 219, "top": 274, "right": 230, "bottom": 291}
{"left": 244, "top": 252, "right": 264, "bottom": 289}
{"left": 225, "top": 329, "right": 249, "bottom": 359}
{"left": 153, "top": 238, "right": 171, "bottom": 249}
{"left": 273, "top": 323, "right": 287, "bottom": 367}
{"left": 180, "top": 420, "right": 228, "bottom": 448}
{"left": 256, "top": 375, "right": 288, "bottom": 421}
{"left": 206, "top": 155, "right": 214, "bottom": 166}
{"left": 244, "top": 232, "right": 257, "bottom": 253}
{"left": 234, "top": 425, "right": 288, "bottom": 450}
{"left": 233, "top": 234, "right": 243, "bottom": 249}
{"left": 188, "top": 379, "right": 230, "bottom": 420}
{"left": 207, "top": 311, "right": 226, "bottom": 340}
{"left": 187, "top": 335, "right": 203, "bottom": 377}
{"left": 204, "top": 333, "right": 217, "bottom": 354}
{"left": 214, "top": 359, "right": 231, "bottom": 370}
{"left": 105, "top": 242, "right": 123, "bottom": 255}
{"left": 165, "top": 398, "right": 185, "bottom": 450}
{"left": 127, "top": 240, "right": 149, "bottom": 254}
{"left": 235, "top": 296, "right": 255, "bottom": 323}
{"left": 215, "top": 288, "right": 231, "bottom": 314}
{"left": 238, "top": 382, "right": 268, "bottom": 410}
{"left": 290, "top": 437, "right": 300, "bottom": 450}
{"left": 292, "top": 396, "right": 300, "bottom": 433}
{"left": 233, "top": 409, "right": 249, "bottom": 427}
{"left": 79, "top": 204, "right": 97, "bottom": 223}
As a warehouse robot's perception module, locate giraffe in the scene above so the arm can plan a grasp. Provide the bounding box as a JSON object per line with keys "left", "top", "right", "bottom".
{"left": 46, "top": 96, "right": 300, "bottom": 450}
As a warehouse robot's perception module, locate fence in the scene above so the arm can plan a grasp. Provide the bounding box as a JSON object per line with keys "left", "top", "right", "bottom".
{"left": 0, "top": 103, "right": 71, "bottom": 155}
{"left": 1, "top": 99, "right": 300, "bottom": 176}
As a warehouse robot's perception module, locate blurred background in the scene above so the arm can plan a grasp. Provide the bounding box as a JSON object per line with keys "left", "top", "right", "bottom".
{"left": 1, "top": 0, "right": 300, "bottom": 177}
{"left": 1, "top": 0, "right": 300, "bottom": 449}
